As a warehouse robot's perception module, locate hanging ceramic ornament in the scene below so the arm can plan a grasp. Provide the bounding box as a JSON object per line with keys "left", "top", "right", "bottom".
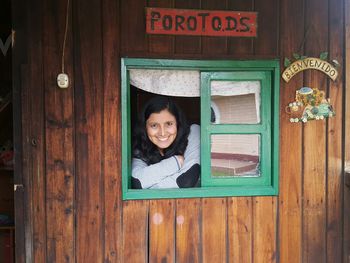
{"left": 285, "top": 87, "right": 335, "bottom": 123}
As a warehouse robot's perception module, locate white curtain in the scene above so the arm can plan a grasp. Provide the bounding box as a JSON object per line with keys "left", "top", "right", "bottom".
{"left": 129, "top": 69, "right": 260, "bottom": 97}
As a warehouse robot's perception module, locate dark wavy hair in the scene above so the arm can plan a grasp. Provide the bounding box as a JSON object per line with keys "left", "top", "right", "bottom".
{"left": 132, "top": 96, "right": 190, "bottom": 165}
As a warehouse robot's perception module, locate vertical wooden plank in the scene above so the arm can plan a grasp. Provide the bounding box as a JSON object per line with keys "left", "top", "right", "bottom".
{"left": 148, "top": 0, "right": 174, "bottom": 54}
{"left": 253, "top": 197, "right": 277, "bottom": 263}
{"left": 174, "top": 0, "right": 201, "bottom": 54}
{"left": 202, "top": 198, "right": 227, "bottom": 263}
{"left": 122, "top": 201, "right": 149, "bottom": 263}
{"left": 303, "top": 92, "right": 327, "bottom": 262}
{"left": 344, "top": 0, "right": 350, "bottom": 261}
{"left": 278, "top": 0, "right": 304, "bottom": 262}
{"left": 303, "top": 0, "right": 328, "bottom": 261}
{"left": 327, "top": 0, "right": 344, "bottom": 262}
{"left": 227, "top": 0, "right": 254, "bottom": 56}
{"left": 73, "top": 0, "right": 104, "bottom": 262}
{"left": 254, "top": 0, "right": 279, "bottom": 56}
{"left": 120, "top": 0, "right": 148, "bottom": 54}
{"left": 12, "top": 0, "right": 27, "bottom": 261}
{"left": 176, "top": 199, "right": 201, "bottom": 263}
{"left": 201, "top": 0, "right": 227, "bottom": 56}
{"left": 21, "top": 0, "right": 47, "bottom": 262}
{"left": 253, "top": 0, "right": 279, "bottom": 262}
{"left": 102, "top": 0, "right": 122, "bottom": 262}
{"left": 228, "top": 197, "right": 253, "bottom": 263}
{"left": 20, "top": 68, "right": 35, "bottom": 263}
{"left": 43, "top": 0, "right": 75, "bottom": 261}
{"left": 149, "top": 200, "right": 175, "bottom": 262}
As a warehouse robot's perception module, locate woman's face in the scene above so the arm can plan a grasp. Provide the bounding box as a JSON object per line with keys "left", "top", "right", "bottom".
{"left": 146, "top": 109, "right": 178, "bottom": 154}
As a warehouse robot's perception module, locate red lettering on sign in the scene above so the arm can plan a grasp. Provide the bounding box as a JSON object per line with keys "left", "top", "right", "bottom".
{"left": 146, "top": 8, "right": 257, "bottom": 37}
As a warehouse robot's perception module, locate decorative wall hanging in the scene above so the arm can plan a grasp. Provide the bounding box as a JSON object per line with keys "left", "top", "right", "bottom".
{"left": 285, "top": 87, "right": 335, "bottom": 123}
{"left": 282, "top": 52, "right": 340, "bottom": 82}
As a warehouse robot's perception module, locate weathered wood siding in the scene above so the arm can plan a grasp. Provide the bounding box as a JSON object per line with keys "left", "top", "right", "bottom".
{"left": 12, "top": 0, "right": 349, "bottom": 262}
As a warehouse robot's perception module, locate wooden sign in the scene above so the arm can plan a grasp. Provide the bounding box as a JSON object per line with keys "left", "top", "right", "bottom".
{"left": 146, "top": 7, "right": 257, "bottom": 37}
{"left": 282, "top": 57, "right": 338, "bottom": 82}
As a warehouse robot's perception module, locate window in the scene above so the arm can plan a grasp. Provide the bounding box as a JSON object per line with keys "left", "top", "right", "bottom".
{"left": 121, "top": 58, "right": 279, "bottom": 200}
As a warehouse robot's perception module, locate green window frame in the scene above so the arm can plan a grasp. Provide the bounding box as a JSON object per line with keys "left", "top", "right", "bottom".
{"left": 121, "top": 58, "right": 279, "bottom": 200}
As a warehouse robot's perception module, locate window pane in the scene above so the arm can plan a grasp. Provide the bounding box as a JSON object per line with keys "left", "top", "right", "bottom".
{"left": 211, "top": 134, "right": 260, "bottom": 177}
{"left": 211, "top": 81, "right": 261, "bottom": 124}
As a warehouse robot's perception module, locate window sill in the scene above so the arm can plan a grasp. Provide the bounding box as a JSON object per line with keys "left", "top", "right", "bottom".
{"left": 123, "top": 185, "right": 278, "bottom": 200}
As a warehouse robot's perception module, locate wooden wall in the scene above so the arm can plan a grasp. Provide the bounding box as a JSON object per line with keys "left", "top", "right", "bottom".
{"left": 12, "top": 0, "right": 349, "bottom": 262}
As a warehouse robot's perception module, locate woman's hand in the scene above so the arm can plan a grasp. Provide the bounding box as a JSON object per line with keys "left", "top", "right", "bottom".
{"left": 176, "top": 155, "right": 184, "bottom": 168}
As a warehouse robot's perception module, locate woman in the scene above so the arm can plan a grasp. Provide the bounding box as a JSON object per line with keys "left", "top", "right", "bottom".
{"left": 132, "top": 96, "right": 200, "bottom": 189}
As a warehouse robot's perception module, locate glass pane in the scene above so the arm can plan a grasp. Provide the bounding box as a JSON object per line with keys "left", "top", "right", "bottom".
{"left": 211, "top": 134, "right": 260, "bottom": 177}
{"left": 211, "top": 81, "right": 261, "bottom": 124}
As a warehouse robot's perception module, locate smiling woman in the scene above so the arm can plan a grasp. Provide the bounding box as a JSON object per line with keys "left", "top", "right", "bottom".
{"left": 146, "top": 109, "right": 178, "bottom": 153}
{"left": 131, "top": 96, "right": 200, "bottom": 189}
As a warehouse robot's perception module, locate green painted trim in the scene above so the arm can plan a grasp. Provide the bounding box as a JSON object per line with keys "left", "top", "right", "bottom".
{"left": 123, "top": 185, "right": 278, "bottom": 200}
{"left": 122, "top": 58, "right": 279, "bottom": 70}
{"left": 121, "top": 60, "right": 137, "bottom": 197}
{"left": 121, "top": 58, "right": 280, "bottom": 200}
{"left": 208, "top": 125, "right": 266, "bottom": 133}
{"left": 272, "top": 66, "right": 280, "bottom": 194}
{"left": 121, "top": 59, "right": 129, "bottom": 199}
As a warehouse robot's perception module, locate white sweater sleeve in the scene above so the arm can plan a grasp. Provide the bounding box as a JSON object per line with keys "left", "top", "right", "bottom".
{"left": 183, "top": 124, "right": 200, "bottom": 165}
{"left": 132, "top": 156, "right": 181, "bottom": 189}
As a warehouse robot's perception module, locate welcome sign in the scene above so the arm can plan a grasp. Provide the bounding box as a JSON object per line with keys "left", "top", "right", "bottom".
{"left": 282, "top": 57, "right": 338, "bottom": 82}
{"left": 146, "top": 8, "right": 257, "bottom": 37}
